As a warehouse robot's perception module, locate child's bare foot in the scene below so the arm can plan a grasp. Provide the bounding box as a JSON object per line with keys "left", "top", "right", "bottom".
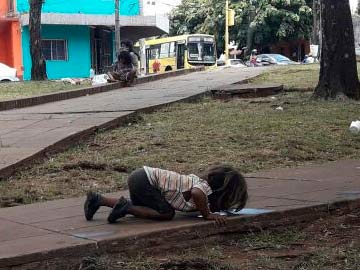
{"left": 126, "top": 70, "right": 137, "bottom": 86}
{"left": 84, "top": 192, "right": 103, "bottom": 221}
{"left": 107, "top": 197, "right": 131, "bottom": 223}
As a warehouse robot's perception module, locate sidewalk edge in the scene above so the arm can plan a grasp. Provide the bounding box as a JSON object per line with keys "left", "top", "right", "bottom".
{"left": 0, "top": 67, "right": 205, "bottom": 112}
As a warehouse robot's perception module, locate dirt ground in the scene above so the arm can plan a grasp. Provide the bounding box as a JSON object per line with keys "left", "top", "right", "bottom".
{"left": 76, "top": 208, "right": 360, "bottom": 270}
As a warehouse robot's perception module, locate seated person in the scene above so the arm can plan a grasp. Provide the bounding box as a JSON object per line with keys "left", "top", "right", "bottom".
{"left": 107, "top": 51, "right": 137, "bottom": 85}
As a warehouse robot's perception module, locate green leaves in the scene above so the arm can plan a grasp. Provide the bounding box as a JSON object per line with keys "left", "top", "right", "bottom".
{"left": 170, "top": 0, "right": 312, "bottom": 54}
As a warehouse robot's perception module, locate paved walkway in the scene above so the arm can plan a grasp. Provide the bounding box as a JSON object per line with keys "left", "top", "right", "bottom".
{"left": 0, "top": 67, "right": 265, "bottom": 179}
{"left": 0, "top": 160, "right": 359, "bottom": 268}
{"left": 1, "top": 68, "right": 359, "bottom": 267}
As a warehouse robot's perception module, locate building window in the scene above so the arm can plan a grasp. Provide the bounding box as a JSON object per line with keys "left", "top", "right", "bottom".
{"left": 42, "top": 40, "right": 68, "bottom": 61}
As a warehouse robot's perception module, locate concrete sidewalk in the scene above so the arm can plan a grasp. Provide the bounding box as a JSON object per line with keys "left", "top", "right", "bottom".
{"left": 0, "top": 160, "right": 360, "bottom": 268}
{"left": 0, "top": 67, "right": 265, "bottom": 179}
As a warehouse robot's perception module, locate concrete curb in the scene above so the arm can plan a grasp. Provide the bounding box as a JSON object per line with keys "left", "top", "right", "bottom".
{"left": 2, "top": 198, "right": 359, "bottom": 268}
{"left": 211, "top": 83, "right": 284, "bottom": 99}
{"left": 100, "top": 198, "right": 360, "bottom": 255}
{"left": 0, "top": 67, "right": 205, "bottom": 112}
{"left": 284, "top": 86, "right": 315, "bottom": 92}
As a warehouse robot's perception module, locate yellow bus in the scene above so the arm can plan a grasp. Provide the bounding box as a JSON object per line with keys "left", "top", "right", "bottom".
{"left": 138, "top": 34, "right": 217, "bottom": 74}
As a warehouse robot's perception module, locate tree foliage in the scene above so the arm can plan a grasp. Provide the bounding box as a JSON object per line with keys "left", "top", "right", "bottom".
{"left": 170, "top": 0, "right": 312, "bottom": 55}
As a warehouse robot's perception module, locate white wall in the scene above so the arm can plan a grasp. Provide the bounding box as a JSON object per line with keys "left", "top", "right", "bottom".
{"left": 353, "top": 15, "right": 360, "bottom": 46}
{"left": 143, "top": 0, "right": 181, "bottom": 16}
{"left": 350, "top": 0, "right": 358, "bottom": 13}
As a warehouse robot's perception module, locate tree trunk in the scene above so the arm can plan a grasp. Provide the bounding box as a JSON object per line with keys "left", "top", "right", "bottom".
{"left": 29, "top": 0, "right": 47, "bottom": 80}
{"left": 313, "top": 0, "right": 360, "bottom": 100}
{"left": 311, "top": 0, "right": 320, "bottom": 45}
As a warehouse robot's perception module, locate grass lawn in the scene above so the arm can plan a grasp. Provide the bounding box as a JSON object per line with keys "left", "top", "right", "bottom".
{"left": 250, "top": 63, "right": 360, "bottom": 90}
{"left": 1, "top": 91, "right": 360, "bottom": 207}
{"left": 0, "top": 80, "right": 91, "bottom": 101}
{"left": 250, "top": 64, "right": 320, "bottom": 90}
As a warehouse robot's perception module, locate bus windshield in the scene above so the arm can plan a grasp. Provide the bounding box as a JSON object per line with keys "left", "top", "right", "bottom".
{"left": 188, "top": 39, "right": 216, "bottom": 63}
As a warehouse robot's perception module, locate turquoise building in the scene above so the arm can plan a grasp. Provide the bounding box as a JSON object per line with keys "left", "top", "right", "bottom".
{"left": 16, "top": 0, "right": 169, "bottom": 80}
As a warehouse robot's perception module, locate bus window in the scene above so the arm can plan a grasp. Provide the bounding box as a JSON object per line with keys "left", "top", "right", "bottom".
{"left": 160, "top": 43, "right": 170, "bottom": 58}
{"left": 188, "top": 43, "right": 202, "bottom": 60}
{"left": 150, "top": 46, "right": 160, "bottom": 59}
{"left": 203, "top": 43, "right": 216, "bottom": 62}
{"left": 169, "top": 42, "right": 176, "bottom": 57}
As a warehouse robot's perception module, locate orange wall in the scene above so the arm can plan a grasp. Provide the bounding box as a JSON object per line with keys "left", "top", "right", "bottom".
{"left": 11, "top": 20, "right": 22, "bottom": 77}
{"left": 0, "top": 22, "right": 13, "bottom": 66}
{"left": 0, "top": 20, "right": 23, "bottom": 77}
{"left": 0, "top": 1, "right": 9, "bottom": 17}
{"left": 0, "top": 0, "right": 22, "bottom": 77}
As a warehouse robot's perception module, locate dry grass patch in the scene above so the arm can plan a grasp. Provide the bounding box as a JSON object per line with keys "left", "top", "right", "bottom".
{"left": 0, "top": 80, "right": 91, "bottom": 101}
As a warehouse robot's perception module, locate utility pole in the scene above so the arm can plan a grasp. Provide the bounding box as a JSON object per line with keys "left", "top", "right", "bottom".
{"left": 225, "top": 0, "right": 229, "bottom": 65}
{"left": 115, "top": 0, "right": 121, "bottom": 56}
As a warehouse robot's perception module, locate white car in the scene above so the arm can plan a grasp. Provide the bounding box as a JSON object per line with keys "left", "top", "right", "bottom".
{"left": 256, "top": 54, "right": 300, "bottom": 65}
{"left": 0, "top": 62, "right": 20, "bottom": 82}
{"left": 229, "top": 59, "right": 246, "bottom": 67}
{"left": 355, "top": 47, "right": 360, "bottom": 56}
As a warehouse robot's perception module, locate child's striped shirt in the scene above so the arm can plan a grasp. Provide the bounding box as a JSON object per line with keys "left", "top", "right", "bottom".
{"left": 143, "top": 166, "right": 212, "bottom": 212}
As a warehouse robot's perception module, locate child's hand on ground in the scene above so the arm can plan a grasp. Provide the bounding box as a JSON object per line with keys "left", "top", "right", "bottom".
{"left": 205, "top": 213, "right": 227, "bottom": 226}
{"left": 191, "top": 187, "right": 227, "bottom": 226}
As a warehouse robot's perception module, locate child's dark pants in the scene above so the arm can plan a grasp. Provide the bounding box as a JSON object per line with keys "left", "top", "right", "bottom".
{"left": 127, "top": 168, "right": 175, "bottom": 219}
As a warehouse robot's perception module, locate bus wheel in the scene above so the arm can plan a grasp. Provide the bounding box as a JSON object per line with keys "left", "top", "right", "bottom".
{"left": 165, "top": 66, "right": 172, "bottom": 72}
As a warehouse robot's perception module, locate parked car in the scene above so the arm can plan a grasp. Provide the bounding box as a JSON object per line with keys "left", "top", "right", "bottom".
{"left": 0, "top": 62, "right": 20, "bottom": 82}
{"left": 302, "top": 55, "right": 318, "bottom": 64}
{"left": 217, "top": 59, "right": 246, "bottom": 67}
{"left": 355, "top": 47, "right": 360, "bottom": 56}
{"left": 256, "top": 54, "right": 299, "bottom": 65}
{"left": 217, "top": 59, "right": 226, "bottom": 66}
{"left": 229, "top": 59, "right": 246, "bottom": 68}
{"left": 355, "top": 47, "right": 360, "bottom": 61}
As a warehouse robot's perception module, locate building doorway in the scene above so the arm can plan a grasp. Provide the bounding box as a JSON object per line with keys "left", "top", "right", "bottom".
{"left": 90, "top": 27, "right": 113, "bottom": 74}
